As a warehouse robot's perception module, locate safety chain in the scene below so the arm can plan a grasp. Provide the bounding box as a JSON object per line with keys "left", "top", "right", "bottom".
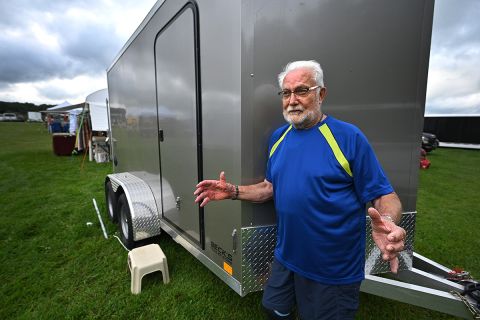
{"left": 447, "top": 268, "right": 480, "bottom": 319}
{"left": 450, "top": 291, "right": 480, "bottom": 319}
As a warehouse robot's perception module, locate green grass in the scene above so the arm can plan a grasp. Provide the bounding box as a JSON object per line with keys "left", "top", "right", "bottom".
{"left": 415, "top": 149, "right": 480, "bottom": 273}
{"left": 0, "top": 122, "right": 478, "bottom": 319}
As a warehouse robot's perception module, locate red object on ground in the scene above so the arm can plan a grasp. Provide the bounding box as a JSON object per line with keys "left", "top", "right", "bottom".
{"left": 420, "top": 148, "right": 431, "bottom": 169}
{"left": 420, "top": 158, "right": 431, "bottom": 169}
{"left": 52, "top": 133, "right": 76, "bottom": 156}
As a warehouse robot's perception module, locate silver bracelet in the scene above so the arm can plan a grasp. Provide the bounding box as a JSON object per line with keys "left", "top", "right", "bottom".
{"left": 231, "top": 185, "right": 239, "bottom": 200}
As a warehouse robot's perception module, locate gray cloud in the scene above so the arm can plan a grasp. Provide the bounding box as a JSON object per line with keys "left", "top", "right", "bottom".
{"left": 0, "top": 0, "right": 92, "bottom": 29}
{"left": 426, "top": 0, "right": 480, "bottom": 114}
{"left": 61, "top": 25, "right": 120, "bottom": 69}
{"left": 0, "top": 0, "right": 127, "bottom": 86}
{"left": 37, "top": 85, "right": 80, "bottom": 101}
{"left": 0, "top": 34, "right": 75, "bottom": 84}
{"left": 431, "top": 0, "right": 480, "bottom": 49}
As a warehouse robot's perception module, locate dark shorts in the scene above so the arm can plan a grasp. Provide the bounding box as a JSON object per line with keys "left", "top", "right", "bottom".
{"left": 262, "top": 258, "right": 361, "bottom": 320}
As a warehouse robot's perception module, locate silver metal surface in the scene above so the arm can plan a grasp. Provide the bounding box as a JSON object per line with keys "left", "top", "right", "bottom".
{"left": 245, "top": 0, "right": 434, "bottom": 216}
{"left": 110, "top": 178, "right": 120, "bottom": 192}
{"left": 240, "top": 225, "right": 277, "bottom": 295}
{"left": 107, "top": 173, "right": 161, "bottom": 241}
{"left": 159, "top": 218, "right": 242, "bottom": 295}
{"left": 394, "top": 268, "right": 464, "bottom": 293}
{"left": 155, "top": 4, "right": 201, "bottom": 243}
{"left": 361, "top": 275, "right": 474, "bottom": 319}
{"left": 365, "top": 212, "right": 416, "bottom": 274}
{"left": 413, "top": 252, "right": 456, "bottom": 278}
{"left": 108, "top": 0, "right": 166, "bottom": 72}
{"left": 107, "top": 0, "right": 435, "bottom": 304}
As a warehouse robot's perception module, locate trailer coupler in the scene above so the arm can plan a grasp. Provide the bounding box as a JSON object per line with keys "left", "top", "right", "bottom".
{"left": 361, "top": 252, "right": 480, "bottom": 319}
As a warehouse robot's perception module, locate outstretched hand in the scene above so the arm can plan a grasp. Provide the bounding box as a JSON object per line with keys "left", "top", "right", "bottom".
{"left": 368, "top": 207, "right": 406, "bottom": 274}
{"left": 194, "top": 171, "right": 233, "bottom": 207}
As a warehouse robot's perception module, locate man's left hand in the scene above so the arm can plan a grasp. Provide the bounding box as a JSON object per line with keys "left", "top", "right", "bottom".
{"left": 368, "top": 207, "right": 406, "bottom": 273}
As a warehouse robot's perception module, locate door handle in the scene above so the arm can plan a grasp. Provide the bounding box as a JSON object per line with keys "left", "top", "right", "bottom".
{"left": 176, "top": 196, "right": 181, "bottom": 210}
{"left": 232, "top": 229, "right": 237, "bottom": 253}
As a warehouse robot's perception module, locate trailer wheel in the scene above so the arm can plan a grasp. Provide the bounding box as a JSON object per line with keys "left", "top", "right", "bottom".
{"left": 118, "top": 193, "right": 135, "bottom": 249}
{"left": 105, "top": 181, "right": 118, "bottom": 223}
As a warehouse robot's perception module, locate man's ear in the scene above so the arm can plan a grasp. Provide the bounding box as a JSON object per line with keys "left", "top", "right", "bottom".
{"left": 319, "top": 87, "right": 327, "bottom": 102}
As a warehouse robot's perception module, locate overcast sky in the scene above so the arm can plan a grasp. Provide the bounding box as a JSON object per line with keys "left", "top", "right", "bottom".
{"left": 0, "top": 0, "right": 157, "bottom": 105}
{"left": 0, "top": 0, "right": 479, "bottom": 114}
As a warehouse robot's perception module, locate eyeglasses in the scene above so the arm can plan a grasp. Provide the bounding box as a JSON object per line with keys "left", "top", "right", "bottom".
{"left": 278, "top": 85, "right": 321, "bottom": 99}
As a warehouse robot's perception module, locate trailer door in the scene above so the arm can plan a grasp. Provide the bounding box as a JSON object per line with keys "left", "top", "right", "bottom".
{"left": 154, "top": 3, "right": 204, "bottom": 248}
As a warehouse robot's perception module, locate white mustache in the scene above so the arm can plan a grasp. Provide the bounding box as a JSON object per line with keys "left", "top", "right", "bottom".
{"left": 286, "top": 105, "right": 305, "bottom": 113}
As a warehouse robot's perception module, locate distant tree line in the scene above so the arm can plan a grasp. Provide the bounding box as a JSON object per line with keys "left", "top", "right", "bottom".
{"left": 0, "top": 101, "right": 55, "bottom": 120}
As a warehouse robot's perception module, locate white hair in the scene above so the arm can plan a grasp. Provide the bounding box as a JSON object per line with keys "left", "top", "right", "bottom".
{"left": 277, "top": 60, "right": 324, "bottom": 88}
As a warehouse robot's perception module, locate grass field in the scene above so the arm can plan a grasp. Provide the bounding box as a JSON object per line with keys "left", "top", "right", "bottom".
{"left": 0, "top": 122, "right": 478, "bottom": 319}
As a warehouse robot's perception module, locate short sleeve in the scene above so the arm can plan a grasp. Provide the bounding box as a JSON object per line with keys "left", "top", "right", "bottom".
{"left": 351, "top": 131, "right": 394, "bottom": 204}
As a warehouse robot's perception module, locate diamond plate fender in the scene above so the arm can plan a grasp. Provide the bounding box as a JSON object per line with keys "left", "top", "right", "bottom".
{"left": 107, "top": 172, "right": 161, "bottom": 241}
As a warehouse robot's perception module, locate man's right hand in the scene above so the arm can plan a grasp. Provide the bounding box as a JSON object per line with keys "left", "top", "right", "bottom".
{"left": 194, "top": 171, "right": 234, "bottom": 207}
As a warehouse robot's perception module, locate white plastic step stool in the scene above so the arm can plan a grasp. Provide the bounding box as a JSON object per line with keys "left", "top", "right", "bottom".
{"left": 127, "top": 244, "right": 170, "bottom": 294}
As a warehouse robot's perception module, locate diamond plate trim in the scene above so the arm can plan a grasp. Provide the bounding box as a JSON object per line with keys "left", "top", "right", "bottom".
{"left": 110, "top": 179, "right": 120, "bottom": 192}
{"left": 365, "top": 211, "right": 415, "bottom": 274}
{"left": 240, "top": 212, "right": 416, "bottom": 295}
{"left": 241, "top": 225, "right": 276, "bottom": 295}
{"left": 108, "top": 172, "right": 161, "bottom": 241}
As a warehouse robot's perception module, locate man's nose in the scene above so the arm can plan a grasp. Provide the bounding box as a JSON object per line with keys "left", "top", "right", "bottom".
{"left": 288, "top": 93, "right": 299, "bottom": 105}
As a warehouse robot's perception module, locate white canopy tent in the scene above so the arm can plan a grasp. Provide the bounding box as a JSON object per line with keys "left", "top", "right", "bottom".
{"left": 85, "top": 89, "right": 110, "bottom": 163}
{"left": 47, "top": 101, "right": 72, "bottom": 111}
{"left": 85, "top": 89, "right": 109, "bottom": 132}
{"left": 40, "top": 90, "right": 110, "bottom": 162}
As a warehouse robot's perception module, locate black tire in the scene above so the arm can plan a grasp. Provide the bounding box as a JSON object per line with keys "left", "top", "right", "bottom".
{"left": 424, "top": 145, "right": 433, "bottom": 153}
{"left": 105, "top": 181, "right": 118, "bottom": 223}
{"left": 117, "top": 193, "right": 135, "bottom": 249}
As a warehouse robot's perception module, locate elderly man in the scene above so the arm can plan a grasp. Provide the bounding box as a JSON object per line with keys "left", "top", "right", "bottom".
{"left": 194, "top": 60, "right": 406, "bottom": 319}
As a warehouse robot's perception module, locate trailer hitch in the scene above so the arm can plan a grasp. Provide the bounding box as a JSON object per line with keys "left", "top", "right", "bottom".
{"left": 446, "top": 268, "right": 480, "bottom": 318}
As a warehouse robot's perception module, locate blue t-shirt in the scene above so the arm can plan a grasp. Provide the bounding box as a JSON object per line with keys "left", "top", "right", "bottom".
{"left": 265, "top": 116, "right": 393, "bottom": 284}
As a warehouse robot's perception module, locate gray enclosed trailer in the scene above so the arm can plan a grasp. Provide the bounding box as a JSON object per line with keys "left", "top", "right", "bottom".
{"left": 105, "top": 0, "right": 478, "bottom": 318}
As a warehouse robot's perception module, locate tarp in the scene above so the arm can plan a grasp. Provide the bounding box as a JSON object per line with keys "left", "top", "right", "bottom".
{"left": 47, "top": 101, "right": 71, "bottom": 111}
{"left": 45, "top": 101, "right": 85, "bottom": 112}
{"left": 69, "top": 108, "right": 83, "bottom": 134}
{"left": 85, "top": 89, "right": 109, "bottom": 131}
{"left": 27, "top": 112, "right": 42, "bottom": 122}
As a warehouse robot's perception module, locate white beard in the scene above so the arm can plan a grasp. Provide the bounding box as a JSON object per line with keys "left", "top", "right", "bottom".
{"left": 283, "top": 104, "right": 321, "bottom": 129}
